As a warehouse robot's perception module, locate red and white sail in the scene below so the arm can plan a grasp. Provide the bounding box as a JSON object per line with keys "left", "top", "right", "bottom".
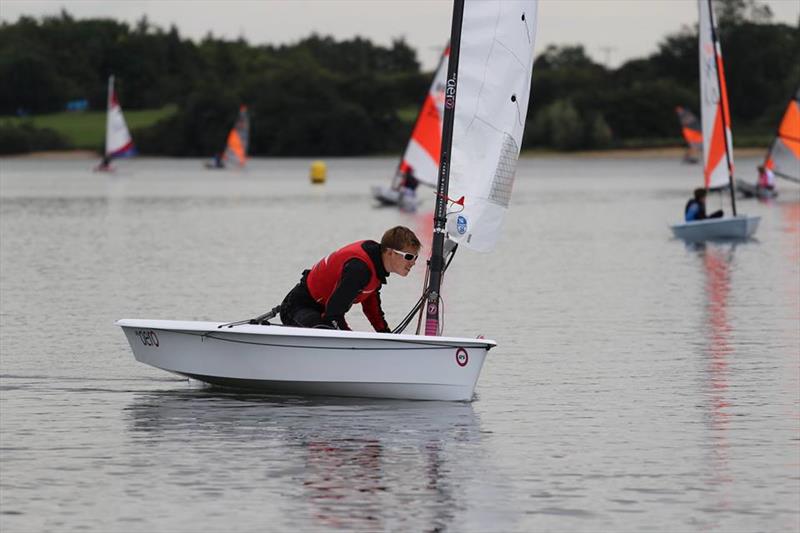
{"left": 105, "top": 75, "right": 135, "bottom": 158}
{"left": 698, "top": 0, "right": 733, "bottom": 190}
{"left": 396, "top": 46, "right": 450, "bottom": 188}
{"left": 445, "top": 0, "right": 538, "bottom": 252}
{"left": 764, "top": 88, "right": 800, "bottom": 182}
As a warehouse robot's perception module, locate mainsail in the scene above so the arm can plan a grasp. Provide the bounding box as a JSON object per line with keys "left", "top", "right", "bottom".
{"left": 698, "top": 0, "right": 734, "bottom": 193}
{"left": 423, "top": 0, "right": 538, "bottom": 336}
{"left": 443, "top": 0, "right": 538, "bottom": 253}
{"left": 396, "top": 46, "right": 450, "bottom": 188}
{"left": 223, "top": 105, "right": 250, "bottom": 167}
{"left": 105, "top": 75, "right": 135, "bottom": 158}
{"left": 763, "top": 88, "right": 800, "bottom": 183}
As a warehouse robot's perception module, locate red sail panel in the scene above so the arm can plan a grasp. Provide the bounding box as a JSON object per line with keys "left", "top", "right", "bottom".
{"left": 409, "top": 93, "right": 443, "bottom": 164}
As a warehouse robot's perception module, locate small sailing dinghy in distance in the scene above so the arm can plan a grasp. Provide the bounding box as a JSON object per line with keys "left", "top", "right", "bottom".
{"left": 675, "top": 105, "right": 702, "bottom": 164}
{"left": 117, "top": 0, "right": 539, "bottom": 401}
{"left": 737, "top": 87, "right": 799, "bottom": 198}
{"left": 95, "top": 75, "right": 135, "bottom": 172}
{"left": 671, "top": 0, "right": 759, "bottom": 243}
{"left": 372, "top": 46, "right": 449, "bottom": 209}
{"left": 205, "top": 105, "right": 249, "bottom": 170}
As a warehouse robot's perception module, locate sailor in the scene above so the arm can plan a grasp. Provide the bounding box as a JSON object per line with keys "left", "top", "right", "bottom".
{"left": 279, "top": 226, "right": 421, "bottom": 332}
{"left": 397, "top": 166, "right": 420, "bottom": 212}
{"left": 96, "top": 155, "right": 112, "bottom": 172}
{"left": 684, "top": 187, "right": 723, "bottom": 222}
{"left": 756, "top": 165, "right": 776, "bottom": 192}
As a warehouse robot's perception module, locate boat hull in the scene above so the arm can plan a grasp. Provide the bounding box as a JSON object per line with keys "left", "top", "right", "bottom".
{"left": 735, "top": 179, "right": 778, "bottom": 199}
{"left": 670, "top": 215, "right": 760, "bottom": 242}
{"left": 371, "top": 185, "right": 420, "bottom": 210}
{"left": 117, "top": 319, "right": 495, "bottom": 401}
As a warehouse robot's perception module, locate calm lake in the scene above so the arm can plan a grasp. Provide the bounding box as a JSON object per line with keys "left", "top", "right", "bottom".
{"left": 1, "top": 155, "right": 798, "bottom": 532}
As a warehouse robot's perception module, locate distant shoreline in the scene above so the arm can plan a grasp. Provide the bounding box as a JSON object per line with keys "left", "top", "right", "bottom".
{"left": 2, "top": 146, "right": 766, "bottom": 160}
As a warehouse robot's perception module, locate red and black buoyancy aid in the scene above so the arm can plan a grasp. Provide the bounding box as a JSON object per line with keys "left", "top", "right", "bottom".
{"left": 305, "top": 241, "right": 387, "bottom": 331}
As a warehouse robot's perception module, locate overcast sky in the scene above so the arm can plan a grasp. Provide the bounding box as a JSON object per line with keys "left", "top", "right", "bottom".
{"left": 1, "top": 0, "right": 798, "bottom": 69}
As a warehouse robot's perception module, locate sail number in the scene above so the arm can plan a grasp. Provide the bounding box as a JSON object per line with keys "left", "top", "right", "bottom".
{"left": 134, "top": 329, "right": 159, "bottom": 347}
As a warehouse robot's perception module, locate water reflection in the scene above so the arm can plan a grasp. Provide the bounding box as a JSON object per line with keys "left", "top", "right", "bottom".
{"left": 125, "top": 390, "right": 485, "bottom": 530}
{"left": 697, "top": 243, "right": 736, "bottom": 519}
{"left": 780, "top": 201, "right": 800, "bottom": 277}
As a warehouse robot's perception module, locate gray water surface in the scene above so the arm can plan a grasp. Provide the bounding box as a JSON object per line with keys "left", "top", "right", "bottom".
{"left": 1, "top": 156, "right": 798, "bottom": 532}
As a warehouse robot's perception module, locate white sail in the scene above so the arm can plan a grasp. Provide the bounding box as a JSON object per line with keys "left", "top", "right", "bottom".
{"left": 698, "top": 0, "right": 733, "bottom": 190}
{"left": 105, "top": 75, "right": 135, "bottom": 158}
{"left": 445, "top": 0, "right": 538, "bottom": 252}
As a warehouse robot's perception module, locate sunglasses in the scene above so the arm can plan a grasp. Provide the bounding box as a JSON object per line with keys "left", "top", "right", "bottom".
{"left": 390, "top": 249, "right": 418, "bottom": 261}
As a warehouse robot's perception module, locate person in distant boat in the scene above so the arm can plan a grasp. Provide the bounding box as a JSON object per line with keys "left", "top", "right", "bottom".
{"left": 279, "top": 226, "right": 421, "bottom": 332}
{"left": 95, "top": 155, "right": 112, "bottom": 172}
{"left": 211, "top": 152, "right": 225, "bottom": 169}
{"left": 756, "top": 165, "right": 776, "bottom": 192}
{"left": 398, "top": 166, "right": 420, "bottom": 211}
{"left": 684, "top": 188, "right": 723, "bottom": 222}
{"left": 400, "top": 166, "right": 420, "bottom": 194}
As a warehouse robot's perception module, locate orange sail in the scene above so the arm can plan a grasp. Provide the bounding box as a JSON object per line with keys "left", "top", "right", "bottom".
{"left": 676, "top": 105, "right": 703, "bottom": 146}
{"left": 223, "top": 105, "right": 249, "bottom": 167}
{"left": 764, "top": 88, "right": 800, "bottom": 182}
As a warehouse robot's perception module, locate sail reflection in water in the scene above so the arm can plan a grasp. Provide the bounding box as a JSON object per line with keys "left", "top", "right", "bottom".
{"left": 124, "top": 392, "right": 512, "bottom": 531}
{"left": 700, "top": 245, "right": 734, "bottom": 480}
{"left": 694, "top": 243, "right": 737, "bottom": 525}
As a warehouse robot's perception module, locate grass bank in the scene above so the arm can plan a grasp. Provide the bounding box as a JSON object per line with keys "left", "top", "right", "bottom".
{"left": 0, "top": 105, "right": 176, "bottom": 150}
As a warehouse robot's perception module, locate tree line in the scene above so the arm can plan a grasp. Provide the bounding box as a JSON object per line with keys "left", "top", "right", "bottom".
{"left": 0, "top": 0, "right": 797, "bottom": 155}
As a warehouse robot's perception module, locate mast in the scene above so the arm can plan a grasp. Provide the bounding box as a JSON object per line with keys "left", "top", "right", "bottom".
{"left": 424, "top": 0, "right": 464, "bottom": 337}
{"left": 706, "top": 0, "right": 737, "bottom": 216}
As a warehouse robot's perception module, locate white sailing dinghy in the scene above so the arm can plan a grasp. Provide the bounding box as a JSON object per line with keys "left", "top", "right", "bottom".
{"left": 737, "top": 87, "right": 800, "bottom": 198}
{"left": 671, "top": 0, "right": 759, "bottom": 242}
{"left": 95, "top": 75, "right": 135, "bottom": 172}
{"left": 117, "top": 0, "right": 538, "bottom": 401}
{"left": 372, "top": 46, "right": 449, "bottom": 209}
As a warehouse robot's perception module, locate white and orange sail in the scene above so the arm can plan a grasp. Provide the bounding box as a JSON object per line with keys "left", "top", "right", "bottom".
{"left": 223, "top": 105, "right": 249, "bottom": 167}
{"left": 763, "top": 88, "right": 800, "bottom": 183}
{"left": 698, "top": 0, "right": 734, "bottom": 191}
{"left": 394, "top": 46, "right": 450, "bottom": 188}
{"left": 104, "top": 75, "right": 135, "bottom": 159}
